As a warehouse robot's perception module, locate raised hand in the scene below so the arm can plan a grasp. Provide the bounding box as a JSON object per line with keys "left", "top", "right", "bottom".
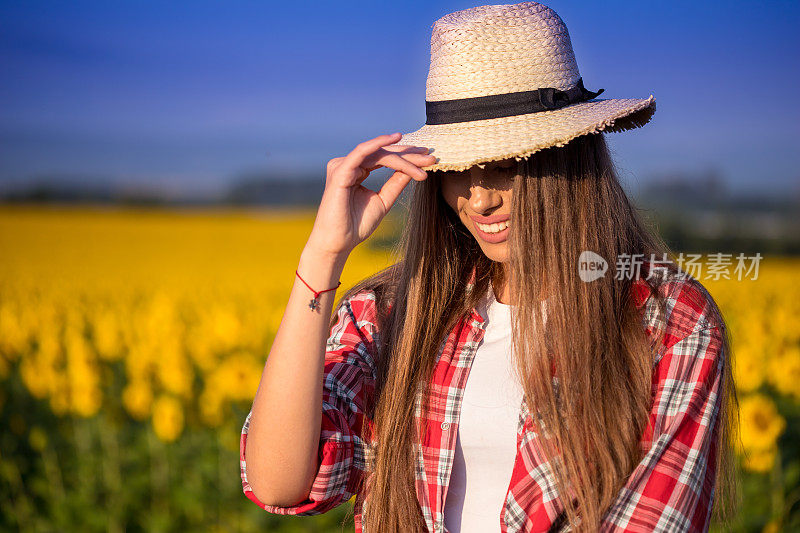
{"left": 306, "top": 132, "right": 437, "bottom": 258}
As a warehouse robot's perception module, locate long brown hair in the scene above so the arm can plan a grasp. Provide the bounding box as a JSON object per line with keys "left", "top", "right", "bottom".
{"left": 334, "top": 132, "right": 739, "bottom": 532}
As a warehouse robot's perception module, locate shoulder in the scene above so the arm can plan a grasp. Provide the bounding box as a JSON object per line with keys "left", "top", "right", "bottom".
{"left": 322, "top": 290, "right": 384, "bottom": 384}
{"left": 632, "top": 265, "right": 725, "bottom": 364}
{"left": 331, "top": 288, "right": 385, "bottom": 355}
{"left": 337, "top": 288, "right": 381, "bottom": 328}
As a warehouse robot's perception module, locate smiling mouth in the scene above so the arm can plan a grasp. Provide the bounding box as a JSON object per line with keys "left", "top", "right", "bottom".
{"left": 474, "top": 220, "right": 510, "bottom": 233}
{"left": 471, "top": 219, "right": 510, "bottom": 242}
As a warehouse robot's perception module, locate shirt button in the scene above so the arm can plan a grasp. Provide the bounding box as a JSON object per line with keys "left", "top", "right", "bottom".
{"left": 440, "top": 422, "right": 450, "bottom": 430}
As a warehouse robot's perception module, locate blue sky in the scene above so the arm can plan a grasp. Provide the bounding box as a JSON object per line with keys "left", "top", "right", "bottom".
{"left": 1, "top": 0, "right": 799, "bottom": 197}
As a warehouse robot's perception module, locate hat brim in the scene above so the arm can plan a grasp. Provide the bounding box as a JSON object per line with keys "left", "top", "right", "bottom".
{"left": 396, "top": 96, "right": 656, "bottom": 172}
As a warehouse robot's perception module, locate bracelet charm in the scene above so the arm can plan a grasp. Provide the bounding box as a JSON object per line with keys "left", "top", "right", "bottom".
{"left": 295, "top": 269, "right": 341, "bottom": 312}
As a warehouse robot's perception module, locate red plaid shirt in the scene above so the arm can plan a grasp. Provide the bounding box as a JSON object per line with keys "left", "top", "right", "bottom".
{"left": 240, "top": 264, "right": 725, "bottom": 532}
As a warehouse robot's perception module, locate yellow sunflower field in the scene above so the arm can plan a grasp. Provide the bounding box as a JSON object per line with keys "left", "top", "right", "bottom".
{"left": 1, "top": 205, "right": 798, "bottom": 532}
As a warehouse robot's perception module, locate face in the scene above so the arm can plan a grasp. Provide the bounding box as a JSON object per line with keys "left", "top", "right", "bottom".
{"left": 439, "top": 158, "right": 517, "bottom": 263}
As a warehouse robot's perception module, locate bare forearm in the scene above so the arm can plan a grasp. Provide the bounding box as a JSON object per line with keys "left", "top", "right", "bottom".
{"left": 245, "top": 245, "right": 348, "bottom": 506}
{"left": 243, "top": 132, "right": 433, "bottom": 507}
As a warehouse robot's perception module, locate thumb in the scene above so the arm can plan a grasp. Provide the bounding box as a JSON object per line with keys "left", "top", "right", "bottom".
{"left": 377, "top": 170, "right": 416, "bottom": 213}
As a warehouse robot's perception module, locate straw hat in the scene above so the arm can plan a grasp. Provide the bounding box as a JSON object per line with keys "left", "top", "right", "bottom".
{"left": 397, "top": 1, "right": 656, "bottom": 172}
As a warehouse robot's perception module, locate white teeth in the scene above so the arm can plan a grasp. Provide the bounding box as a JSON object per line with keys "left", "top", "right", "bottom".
{"left": 476, "top": 220, "right": 510, "bottom": 233}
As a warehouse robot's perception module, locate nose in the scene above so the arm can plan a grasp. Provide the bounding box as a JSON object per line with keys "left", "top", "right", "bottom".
{"left": 467, "top": 167, "right": 502, "bottom": 213}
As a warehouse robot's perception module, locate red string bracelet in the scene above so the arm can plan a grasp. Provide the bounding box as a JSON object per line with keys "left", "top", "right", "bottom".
{"left": 295, "top": 269, "right": 341, "bottom": 311}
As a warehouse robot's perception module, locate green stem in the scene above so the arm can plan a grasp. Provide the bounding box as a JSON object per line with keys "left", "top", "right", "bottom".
{"left": 147, "top": 425, "right": 170, "bottom": 531}
{"left": 217, "top": 431, "right": 224, "bottom": 530}
{"left": 770, "top": 446, "right": 784, "bottom": 524}
{"left": 40, "top": 438, "right": 66, "bottom": 520}
{"left": 784, "top": 486, "right": 800, "bottom": 514}
{"left": 5, "top": 459, "right": 33, "bottom": 529}
{"left": 98, "top": 414, "right": 122, "bottom": 533}
{"left": 73, "top": 416, "right": 96, "bottom": 507}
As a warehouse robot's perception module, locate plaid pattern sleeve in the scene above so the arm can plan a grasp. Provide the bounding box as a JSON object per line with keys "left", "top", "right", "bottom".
{"left": 599, "top": 278, "right": 726, "bottom": 533}
{"left": 240, "top": 290, "right": 380, "bottom": 515}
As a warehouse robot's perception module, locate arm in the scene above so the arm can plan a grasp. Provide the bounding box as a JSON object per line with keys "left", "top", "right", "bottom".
{"left": 240, "top": 132, "right": 433, "bottom": 513}
{"left": 241, "top": 268, "right": 381, "bottom": 514}
{"left": 242, "top": 246, "right": 349, "bottom": 509}
{"left": 600, "top": 323, "right": 726, "bottom": 533}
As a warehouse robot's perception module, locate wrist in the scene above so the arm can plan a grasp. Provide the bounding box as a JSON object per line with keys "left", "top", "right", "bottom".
{"left": 300, "top": 243, "right": 349, "bottom": 268}
{"left": 297, "top": 247, "right": 347, "bottom": 290}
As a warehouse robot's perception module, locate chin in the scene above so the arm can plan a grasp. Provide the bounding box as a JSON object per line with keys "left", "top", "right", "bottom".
{"left": 478, "top": 242, "right": 509, "bottom": 263}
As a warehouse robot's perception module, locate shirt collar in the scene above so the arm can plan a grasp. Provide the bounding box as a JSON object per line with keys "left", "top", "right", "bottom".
{"left": 465, "top": 266, "right": 486, "bottom": 326}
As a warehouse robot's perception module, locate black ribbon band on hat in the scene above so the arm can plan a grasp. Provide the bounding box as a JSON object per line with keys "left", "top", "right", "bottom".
{"left": 425, "top": 77, "right": 604, "bottom": 125}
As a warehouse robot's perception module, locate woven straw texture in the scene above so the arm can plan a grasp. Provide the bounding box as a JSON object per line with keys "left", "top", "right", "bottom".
{"left": 398, "top": 1, "right": 656, "bottom": 171}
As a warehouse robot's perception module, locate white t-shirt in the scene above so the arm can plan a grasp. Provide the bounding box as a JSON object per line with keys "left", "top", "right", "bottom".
{"left": 443, "top": 283, "right": 524, "bottom": 533}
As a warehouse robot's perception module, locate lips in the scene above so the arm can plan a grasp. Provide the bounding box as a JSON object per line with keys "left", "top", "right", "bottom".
{"left": 469, "top": 213, "right": 510, "bottom": 224}
{"left": 472, "top": 218, "right": 510, "bottom": 244}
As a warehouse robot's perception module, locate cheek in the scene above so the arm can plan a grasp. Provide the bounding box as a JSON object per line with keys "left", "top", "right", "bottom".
{"left": 502, "top": 189, "right": 514, "bottom": 207}
{"left": 440, "top": 181, "right": 462, "bottom": 213}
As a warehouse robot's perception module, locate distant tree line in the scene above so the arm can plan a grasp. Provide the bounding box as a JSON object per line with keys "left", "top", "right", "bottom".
{"left": 1, "top": 170, "right": 798, "bottom": 254}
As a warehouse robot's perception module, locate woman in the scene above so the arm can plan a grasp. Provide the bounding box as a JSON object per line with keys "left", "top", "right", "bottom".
{"left": 240, "top": 2, "right": 739, "bottom": 532}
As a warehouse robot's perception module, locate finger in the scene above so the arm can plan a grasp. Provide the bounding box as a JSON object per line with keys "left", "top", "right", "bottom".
{"left": 397, "top": 152, "right": 438, "bottom": 169}
{"left": 362, "top": 152, "right": 436, "bottom": 174}
{"left": 374, "top": 152, "right": 436, "bottom": 179}
{"left": 381, "top": 145, "right": 431, "bottom": 154}
{"left": 377, "top": 170, "right": 416, "bottom": 212}
{"left": 340, "top": 133, "right": 403, "bottom": 172}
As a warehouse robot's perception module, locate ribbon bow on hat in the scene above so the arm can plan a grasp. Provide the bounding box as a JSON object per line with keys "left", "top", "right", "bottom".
{"left": 425, "top": 77, "right": 606, "bottom": 125}
{"left": 537, "top": 78, "right": 605, "bottom": 111}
